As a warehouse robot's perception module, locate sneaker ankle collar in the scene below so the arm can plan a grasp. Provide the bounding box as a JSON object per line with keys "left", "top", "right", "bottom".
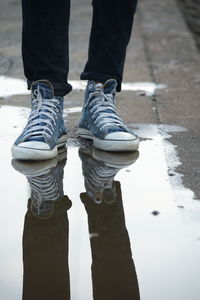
{"left": 31, "top": 79, "right": 55, "bottom": 98}
{"left": 88, "top": 79, "right": 117, "bottom": 94}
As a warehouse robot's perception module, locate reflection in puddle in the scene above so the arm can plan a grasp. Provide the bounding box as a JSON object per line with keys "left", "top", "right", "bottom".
{"left": 0, "top": 106, "right": 200, "bottom": 300}
{"left": 129, "top": 123, "right": 200, "bottom": 217}
{"left": 12, "top": 147, "right": 140, "bottom": 300}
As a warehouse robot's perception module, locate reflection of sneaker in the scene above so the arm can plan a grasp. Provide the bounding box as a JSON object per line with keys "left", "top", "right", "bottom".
{"left": 78, "top": 79, "right": 139, "bottom": 152}
{"left": 79, "top": 146, "right": 139, "bottom": 204}
{"left": 12, "top": 148, "right": 67, "bottom": 218}
{"left": 11, "top": 80, "right": 67, "bottom": 161}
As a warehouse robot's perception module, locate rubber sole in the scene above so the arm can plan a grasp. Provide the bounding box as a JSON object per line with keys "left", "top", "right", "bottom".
{"left": 78, "top": 128, "right": 139, "bottom": 152}
{"left": 93, "top": 148, "right": 139, "bottom": 168}
{"left": 11, "top": 135, "right": 67, "bottom": 161}
{"left": 12, "top": 147, "right": 67, "bottom": 176}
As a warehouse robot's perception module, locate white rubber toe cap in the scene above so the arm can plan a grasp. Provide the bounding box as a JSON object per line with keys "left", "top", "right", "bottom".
{"left": 105, "top": 131, "right": 137, "bottom": 141}
{"left": 17, "top": 141, "right": 51, "bottom": 150}
{"left": 11, "top": 142, "right": 56, "bottom": 161}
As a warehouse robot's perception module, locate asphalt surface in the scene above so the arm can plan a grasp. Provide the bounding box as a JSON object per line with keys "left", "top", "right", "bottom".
{"left": 0, "top": 0, "right": 200, "bottom": 199}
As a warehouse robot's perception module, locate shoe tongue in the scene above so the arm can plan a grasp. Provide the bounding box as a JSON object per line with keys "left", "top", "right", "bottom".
{"left": 86, "top": 80, "right": 102, "bottom": 94}
{"left": 86, "top": 80, "right": 117, "bottom": 95}
{"left": 103, "top": 79, "right": 117, "bottom": 95}
{"left": 31, "top": 200, "right": 55, "bottom": 219}
{"left": 103, "top": 184, "right": 117, "bottom": 204}
{"left": 32, "top": 82, "right": 54, "bottom": 99}
{"left": 28, "top": 82, "right": 55, "bottom": 143}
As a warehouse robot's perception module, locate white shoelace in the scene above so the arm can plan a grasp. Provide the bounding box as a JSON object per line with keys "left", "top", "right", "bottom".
{"left": 84, "top": 163, "right": 119, "bottom": 203}
{"left": 29, "top": 174, "right": 60, "bottom": 201}
{"left": 22, "top": 88, "right": 60, "bottom": 140}
{"left": 28, "top": 172, "right": 63, "bottom": 214}
{"left": 85, "top": 90, "right": 127, "bottom": 131}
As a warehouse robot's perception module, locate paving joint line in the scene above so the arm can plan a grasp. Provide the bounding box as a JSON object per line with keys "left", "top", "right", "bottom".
{"left": 137, "top": 8, "right": 161, "bottom": 125}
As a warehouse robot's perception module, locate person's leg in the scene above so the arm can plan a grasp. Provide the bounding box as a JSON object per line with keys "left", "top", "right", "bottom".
{"left": 78, "top": 0, "right": 139, "bottom": 152}
{"left": 22, "top": 0, "right": 72, "bottom": 96}
{"left": 12, "top": 0, "right": 71, "bottom": 160}
{"left": 81, "top": 0, "right": 138, "bottom": 92}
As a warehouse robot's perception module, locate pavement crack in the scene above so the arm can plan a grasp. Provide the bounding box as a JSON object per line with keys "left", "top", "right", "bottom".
{"left": 137, "top": 7, "right": 161, "bottom": 124}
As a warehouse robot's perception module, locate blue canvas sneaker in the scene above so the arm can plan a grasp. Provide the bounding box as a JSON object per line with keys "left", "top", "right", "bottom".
{"left": 11, "top": 80, "right": 67, "bottom": 160}
{"left": 78, "top": 79, "right": 139, "bottom": 152}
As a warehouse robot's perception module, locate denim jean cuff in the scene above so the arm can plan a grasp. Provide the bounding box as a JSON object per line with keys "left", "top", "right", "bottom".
{"left": 80, "top": 72, "right": 121, "bottom": 92}
{"left": 27, "top": 80, "right": 72, "bottom": 96}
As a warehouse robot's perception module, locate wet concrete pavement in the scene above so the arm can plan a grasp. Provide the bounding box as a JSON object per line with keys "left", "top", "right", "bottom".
{"left": 177, "top": 0, "right": 200, "bottom": 50}
{"left": 0, "top": 0, "right": 200, "bottom": 299}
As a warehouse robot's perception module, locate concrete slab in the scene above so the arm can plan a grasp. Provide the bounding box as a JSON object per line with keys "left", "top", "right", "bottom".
{"left": 139, "top": 0, "right": 200, "bottom": 198}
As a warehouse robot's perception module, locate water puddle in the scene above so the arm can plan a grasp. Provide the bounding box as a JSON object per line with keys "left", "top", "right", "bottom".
{"left": 0, "top": 106, "right": 200, "bottom": 300}
{"left": 0, "top": 76, "right": 166, "bottom": 98}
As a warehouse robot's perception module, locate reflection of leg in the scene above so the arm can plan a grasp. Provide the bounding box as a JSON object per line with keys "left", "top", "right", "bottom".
{"left": 81, "top": 181, "right": 140, "bottom": 300}
{"left": 81, "top": 0, "right": 138, "bottom": 91}
{"left": 23, "top": 196, "right": 71, "bottom": 300}
{"left": 79, "top": 0, "right": 139, "bottom": 152}
{"left": 21, "top": 0, "right": 72, "bottom": 96}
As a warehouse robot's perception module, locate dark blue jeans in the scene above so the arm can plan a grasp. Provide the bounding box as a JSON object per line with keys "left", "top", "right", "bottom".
{"left": 22, "top": 0, "right": 138, "bottom": 96}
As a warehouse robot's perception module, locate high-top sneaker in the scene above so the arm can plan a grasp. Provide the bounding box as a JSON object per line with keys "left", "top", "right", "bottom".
{"left": 78, "top": 79, "right": 139, "bottom": 152}
{"left": 12, "top": 80, "right": 67, "bottom": 161}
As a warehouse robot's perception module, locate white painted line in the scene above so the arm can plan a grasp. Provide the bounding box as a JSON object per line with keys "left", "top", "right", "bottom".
{"left": 64, "top": 107, "right": 82, "bottom": 114}
{"left": 68, "top": 80, "right": 87, "bottom": 90}
{"left": 122, "top": 82, "right": 166, "bottom": 96}
{"left": 69, "top": 80, "right": 167, "bottom": 96}
{"left": 0, "top": 76, "right": 29, "bottom": 97}
{"left": 0, "top": 76, "right": 166, "bottom": 97}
